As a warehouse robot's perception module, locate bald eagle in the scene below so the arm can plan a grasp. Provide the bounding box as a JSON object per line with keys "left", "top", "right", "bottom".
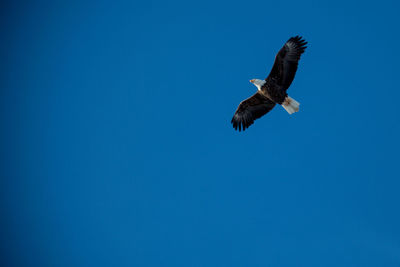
{"left": 231, "top": 36, "right": 307, "bottom": 131}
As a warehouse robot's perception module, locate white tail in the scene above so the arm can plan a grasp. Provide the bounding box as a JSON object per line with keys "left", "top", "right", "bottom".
{"left": 282, "top": 96, "right": 300, "bottom": 115}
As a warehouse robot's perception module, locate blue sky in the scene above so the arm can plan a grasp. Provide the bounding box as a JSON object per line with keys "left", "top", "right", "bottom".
{"left": 1, "top": 0, "right": 400, "bottom": 266}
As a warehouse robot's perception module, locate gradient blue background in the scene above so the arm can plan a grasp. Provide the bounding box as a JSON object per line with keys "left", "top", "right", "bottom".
{"left": 1, "top": 1, "right": 400, "bottom": 266}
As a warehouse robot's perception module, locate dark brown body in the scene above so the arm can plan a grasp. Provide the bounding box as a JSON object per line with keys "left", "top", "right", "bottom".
{"left": 260, "top": 77, "right": 288, "bottom": 104}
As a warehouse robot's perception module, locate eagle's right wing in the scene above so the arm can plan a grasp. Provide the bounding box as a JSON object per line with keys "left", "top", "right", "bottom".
{"left": 231, "top": 92, "right": 276, "bottom": 131}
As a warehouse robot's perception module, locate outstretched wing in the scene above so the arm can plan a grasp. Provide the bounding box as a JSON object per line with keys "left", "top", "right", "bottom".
{"left": 267, "top": 36, "right": 307, "bottom": 90}
{"left": 231, "top": 92, "right": 276, "bottom": 131}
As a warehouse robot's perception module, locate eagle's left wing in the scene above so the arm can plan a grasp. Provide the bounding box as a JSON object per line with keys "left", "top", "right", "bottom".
{"left": 231, "top": 92, "right": 276, "bottom": 131}
{"left": 267, "top": 36, "right": 307, "bottom": 91}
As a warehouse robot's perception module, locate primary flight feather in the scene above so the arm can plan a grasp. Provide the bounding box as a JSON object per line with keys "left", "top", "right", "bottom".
{"left": 231, "top": 36, "right": 307, "bottom": 131}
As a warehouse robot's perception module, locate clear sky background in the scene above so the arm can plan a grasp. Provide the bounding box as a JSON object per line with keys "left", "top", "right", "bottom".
{"left": 1, "top": 0, "right": 400, "bottom": 266}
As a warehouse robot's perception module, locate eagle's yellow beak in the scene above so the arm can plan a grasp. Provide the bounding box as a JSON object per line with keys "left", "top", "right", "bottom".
{"left": 250, "top": 79, "right": 255, "bottom": 83}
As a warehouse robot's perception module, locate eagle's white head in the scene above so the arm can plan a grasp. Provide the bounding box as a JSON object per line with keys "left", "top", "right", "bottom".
{"left": 250, "top": 79, "right": 265, "bottom": 90}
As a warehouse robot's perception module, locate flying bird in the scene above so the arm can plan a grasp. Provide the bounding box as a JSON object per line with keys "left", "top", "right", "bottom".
{"left": 231, "top": 36, "right": 307, "bottom": 131}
